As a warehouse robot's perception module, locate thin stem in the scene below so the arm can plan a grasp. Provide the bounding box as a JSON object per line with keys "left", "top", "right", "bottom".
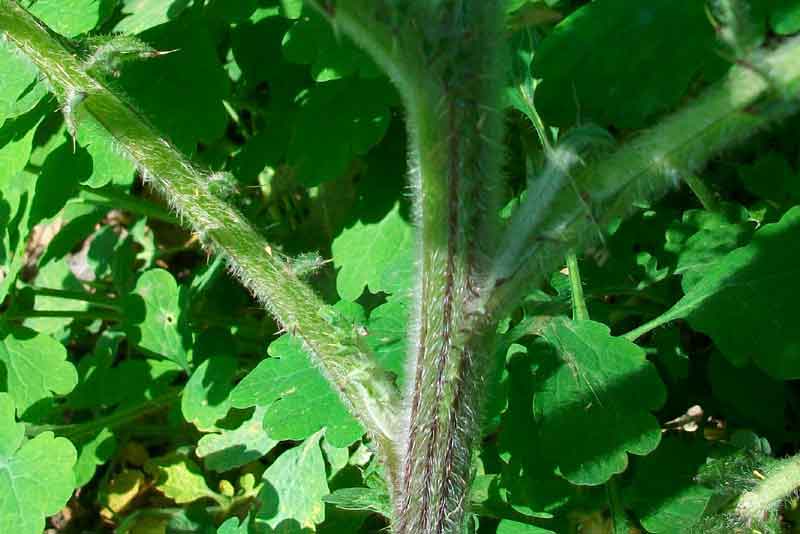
{"left": 566, "top": 251, "right": 588, "bottom": 321}
{"left": 25, "top": 285, "right": 122, "bottom": 310}
{"left": 80, "top": 186, "right": 179, "bottom": 224}
{"left": 5, "top": 309, "right": 121, "bottom": 321}
{"left": 26, "top": 389, "right": 181, "bottom": 443}
{"left": 622, "top": 309, "right": 682, "bottom": 342}
{"left": 606, "top": 477, "right": 630, "bottom": 534}
{"left": 683, "top": 174, "right": 720, "bottom": 212}
{"left": 0, "top": 0, "right": 402, "bottom": 477}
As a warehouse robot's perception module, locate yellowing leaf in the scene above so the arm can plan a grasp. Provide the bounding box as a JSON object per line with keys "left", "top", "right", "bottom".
{"left": 146, "top": 453, "right": 217, "bottom": 504}
{"left": 101, "top": 469, "right": 146, "bottom": 517}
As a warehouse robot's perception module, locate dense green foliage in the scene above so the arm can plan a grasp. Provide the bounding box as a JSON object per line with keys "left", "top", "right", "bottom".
{"left": 1, "top": 0, "right": 800, "bottom": 533}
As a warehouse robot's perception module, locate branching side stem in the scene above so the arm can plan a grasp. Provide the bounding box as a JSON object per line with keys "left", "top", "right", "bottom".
{"left": 0, "top": 0, "right": 402, "bottom": 483}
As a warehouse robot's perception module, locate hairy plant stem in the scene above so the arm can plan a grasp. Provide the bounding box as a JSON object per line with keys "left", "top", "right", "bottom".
{"left": 486, "top": 36, "right": 800, "bottom": 319}
{"left": 0, "top": 0, "right": 402, "bottom": 482}
{"left": 314, "top": 2, "right": 509, "bottom": 531}
{"left": 318, "top": 2, "right": 800, "bottom": 532}
{"left": 737, "top": 453, "right": 800, "bottom": 523}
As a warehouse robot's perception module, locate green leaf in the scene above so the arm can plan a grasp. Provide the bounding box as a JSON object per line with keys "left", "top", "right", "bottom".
{"left": 496, "top": 521, "right": 556, "bottom": 534}
{"left": 0, "top": 40, "right": 45, "bottom": 126}
{"left": 123, "top": 268, "right": 191, "bottom": 370}
{"left": 0, "top": 107, "right": 42, "bottom": 189}
{"left": 255, "top": 430, "right": 329, "bottom": 531}
{"left": 217, "top": 516, "right": 252, "bottom": 534}
{"left": 0, "top": 393, "right": 77, "bottom": 534}
{"left": 181, "top": 355, "right": 237, "bottom": 432}
{"left": 68, "top": 332, "right": 182, "bottom": 411}
{"left": 77, "top": 115, "right": 136, "bottom": 188}
{"left": 532, "top": 0, "right": 719, "bottom": 128}
{"left": 24, "top": 259, "right": 88, "bottom": 336}
{"left": 533, "top": 318, "right": 666, "bottom": 485}
{"left": 657, "top": 206, "right": 800, "bottom": 378}
{"left": 709, "top": 353, "right": 787, "bottom": 437}
{"left": 28, "top": 0, "right": 103, "bottom": 37}
{"left": 0, "top": 324, "right": 78, "bottom": 416}
{"left": 116, "top": 13, "right": 229, "bottom": 151}
{"left": 366, "top": 296, "right": 408, "bottom": 385}
{"left": 498, "top": 344, "right": 576, "bottom": 517}
{"left": 665, "top": 205, "right": 754, "bottom": 291}
{"left": 230, "top": 334, "right": 364, "bottom": 447}
{"left": 30, "top": 136, "right": 92, "bottom": 227}
{"left": 737, "top": 152, "right": 800, "bottom": 211}
{"left": 280, "top": 0, "right": 302, "bottom": 19}
{"left": 145, "top": 452, "right": 218, "bottom": 504}
{"left": 197, "top": 406, "right": 279, "bottom": 473}
{"left": 73, "top": 427, "right": 116, "bottom": 487}
{"left": 115, "top": 0, "right": 193, "bottom": 34}
{"left": 624, "top": 437, "right": 713, "bottom": 533}
{"left": 332, "top": 202, "right": 413, "bottom": 301}
{"left": 288, "top": 78, "right": 394, "bottom": 186}
{"left": 282, "top": 9, "right": 378, "bottom": 82}
{"left": 771, "top": 0, "right": 800, "bottom": 34}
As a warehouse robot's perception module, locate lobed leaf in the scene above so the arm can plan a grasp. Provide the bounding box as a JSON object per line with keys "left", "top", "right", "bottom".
{"left": 230, "top": 334, "right": 364, "bottom": 448}
{"left": 533, "top": 318, "right": 666, "bottom": 485}
{"left": 0, "top": 324, "right": 78, "bottom": 416}
{"left": 0, "top": 393, "right": 77, "bottom": 534}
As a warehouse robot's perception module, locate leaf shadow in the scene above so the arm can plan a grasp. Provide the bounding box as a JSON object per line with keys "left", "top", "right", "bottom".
{"left": 500, "top": 337, "right": 704, "bottom": 522}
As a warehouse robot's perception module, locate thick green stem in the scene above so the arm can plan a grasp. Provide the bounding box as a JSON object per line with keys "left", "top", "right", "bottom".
{"left": 315, "top": 2, "right": 800, "bottom": 532}
{"left": 315, "top": 2, "right": 508, "bottom": 532}
{"left": 0, "top": 0, "right": 401, "bottom": 479}
{"left": 487, "top": 36, "right": 800, "bottom": 320}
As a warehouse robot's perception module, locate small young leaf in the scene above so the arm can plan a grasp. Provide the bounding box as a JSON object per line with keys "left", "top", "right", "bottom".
{"left": 255, "top": 430, "right": 329, "bottom": 531}
{"left": 534, "top": 318, "right": 666, "bottom": 485}
{"left": 332, "top": 202, "right": 413, "bottom": 301}
{"left": 624, "top": 437, "right": 713, "bottom": 532}
{"left": 77, "top": 115, "right": 136, "bottom": 189}
{"left": 665, "top": 205, "right": 754, "bottom": 291}
{"left": 74, "top": 427, "right": 117, "bottom": 487}
{"left": 145, "top": 452, "right": 217, "bottom": 504}
{"left": 230, "top": 334, "right": 364, "bottom": 447}
{"left": 123, "top": 268, "right": 191, "bottom": 370}
{"left": 197, "top": 406, "right": 279, "bottom": 473}
{"left": 0, "top": 393, "right": 77, "bottom": 534}
{"left": 0, "top": 324, "right": 78, "bottom": 416}
{"left": 181, "top": 355, "right": 237, "bottom": 432}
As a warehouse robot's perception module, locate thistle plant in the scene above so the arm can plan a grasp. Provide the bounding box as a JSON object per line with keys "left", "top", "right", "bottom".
{"left": 2, "top": 0, "right": 800, "bottom": 533}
